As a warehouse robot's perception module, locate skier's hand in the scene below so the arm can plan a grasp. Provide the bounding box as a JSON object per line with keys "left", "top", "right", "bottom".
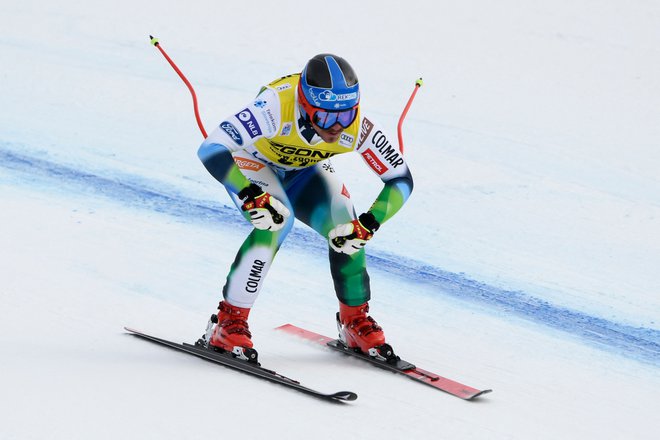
{"left": 238, "top": 184, "right": 290, "bottom": 231}
{"left": 328, "top": 212, "right": 380, "bottom": 255}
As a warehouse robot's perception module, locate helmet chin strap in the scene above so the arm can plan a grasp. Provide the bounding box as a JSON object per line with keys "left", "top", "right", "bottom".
{"left": 296, "top": 104, "right": 320, "bottom": 143}
{"left": 297, "top": 103, "right": 315, "bottom": 128}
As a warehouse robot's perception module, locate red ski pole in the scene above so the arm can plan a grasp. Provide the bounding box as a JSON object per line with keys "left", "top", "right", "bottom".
{"left": 149, "top": 35, "right": 208, "bottom": 138}
{"left": 397, "top": 78, "right": 423, "bottom": 153}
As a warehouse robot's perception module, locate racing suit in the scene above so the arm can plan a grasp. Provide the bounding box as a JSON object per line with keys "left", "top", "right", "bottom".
{"left": 197, "top": 73, "right": 413, "bottom": 308}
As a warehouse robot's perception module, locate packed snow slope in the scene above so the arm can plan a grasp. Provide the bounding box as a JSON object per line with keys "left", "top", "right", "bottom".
{"left": 1, "top": 1, "right": 659, "bottom": 439}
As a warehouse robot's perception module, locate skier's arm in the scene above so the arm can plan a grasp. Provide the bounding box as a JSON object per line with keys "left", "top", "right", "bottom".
{"left": 197, "top": 90, "right": 290, "bottom": 230}
{"left": 368, "top": 173, "right": 413, "bottom": 224}
{"left": 328, "top": 116, "right": 413, "bottom": 254}
{"left": 197, "top": 142, "right": 251, "bottom": 194}
{"left": 197, "top": 89, "right": 280, "bottom": 194}
{"left": 355, "top": 116, "right": 413, "bottom": 225}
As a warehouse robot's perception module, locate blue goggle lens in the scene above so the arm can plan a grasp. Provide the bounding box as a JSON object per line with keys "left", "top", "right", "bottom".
{"left": 313, "top": 108, "right": 358, "bottom": 129}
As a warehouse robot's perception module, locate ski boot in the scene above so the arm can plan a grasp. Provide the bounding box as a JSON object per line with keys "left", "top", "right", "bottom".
{"left": 201, "top": 300, "right": 258, "bottom": 363}
{"left": 336, "top": 301, "right": 397, "bottom": 362}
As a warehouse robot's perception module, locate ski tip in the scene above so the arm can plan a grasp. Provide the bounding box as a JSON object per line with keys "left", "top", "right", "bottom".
{"left": 275, "top": 323, "right": 336, "bottom": 344}
{"left": 332, "top": 391, "right": 358, "bottom": 401}
{"left": 465, "top": 389, "right": 493, "bottom": 400}
{"left": 124, "top": 327, "right": 145, "bottom": 336}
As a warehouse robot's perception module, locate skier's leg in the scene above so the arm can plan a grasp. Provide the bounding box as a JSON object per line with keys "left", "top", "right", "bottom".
{"left": 209, "top": 152, "right": 293, "bottom": 353}
{"left": 286, "top": 163, "right": 386, "bottom": 354}
{"left": 285, "top": 162, "right": 370, "bottom": 305}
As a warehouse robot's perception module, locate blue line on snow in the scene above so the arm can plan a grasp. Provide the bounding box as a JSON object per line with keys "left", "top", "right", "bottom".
{"left": 2, "top": 145, "right": 659, "bottom": 366}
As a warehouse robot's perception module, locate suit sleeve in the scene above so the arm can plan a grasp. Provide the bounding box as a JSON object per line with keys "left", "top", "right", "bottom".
{"left": 197, "top": 89, "right": 280, "bottom": 194}
{"left": 354, "top": 116, "right": 414, "bottom": 225}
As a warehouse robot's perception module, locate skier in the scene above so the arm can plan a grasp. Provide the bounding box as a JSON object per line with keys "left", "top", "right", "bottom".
{"left": 197, "top": 54, "right": 414, "bottom": 361}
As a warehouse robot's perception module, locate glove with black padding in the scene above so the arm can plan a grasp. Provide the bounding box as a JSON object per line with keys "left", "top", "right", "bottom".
{"left": 328, "top": 212, "right": 380, "bottom": 255}
{"left": 238, "top": 183, "right": 291, "bottom": 231}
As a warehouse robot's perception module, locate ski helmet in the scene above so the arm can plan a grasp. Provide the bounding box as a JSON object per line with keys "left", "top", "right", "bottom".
{"left": 298, "top": 54, "right": 360, "bottom": 129}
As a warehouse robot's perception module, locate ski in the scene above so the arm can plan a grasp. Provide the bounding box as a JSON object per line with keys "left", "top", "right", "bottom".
{"left": 124, "top": 327, "right": 357, "bottom": 402}
{"left": 276, "top": 323, "right": 491, "bottom": 401}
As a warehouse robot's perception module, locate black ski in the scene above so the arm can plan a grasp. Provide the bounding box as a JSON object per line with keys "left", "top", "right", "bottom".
{"left": 124, "top": 327, "right": 357, "bottom": 402}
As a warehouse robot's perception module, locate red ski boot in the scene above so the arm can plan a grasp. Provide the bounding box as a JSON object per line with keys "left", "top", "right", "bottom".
{"left": 209, "top": 301, "right": 257, "bottom": 362}
{"left": 337, "top": 302, "right": 396, "bottom": 361}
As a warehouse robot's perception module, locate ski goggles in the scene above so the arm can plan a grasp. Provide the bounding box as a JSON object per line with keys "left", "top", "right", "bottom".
{"left": 311, "top": 107, "right": 358, "bottom": 129}
{"left": 298, "top": 85, "right": 359, "bottom": 129}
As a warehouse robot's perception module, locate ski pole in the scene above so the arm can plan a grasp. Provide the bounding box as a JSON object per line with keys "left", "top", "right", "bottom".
{"left": 149, "top": 35, "right": 208, "bottom": 138}
{"left": 397, "top": 78, "right": 423, "bottom": 153}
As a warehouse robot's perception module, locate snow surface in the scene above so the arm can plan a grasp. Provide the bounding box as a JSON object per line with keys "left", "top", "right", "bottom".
{"left": 1, "top": 0, "right": 659, "bottom": 439}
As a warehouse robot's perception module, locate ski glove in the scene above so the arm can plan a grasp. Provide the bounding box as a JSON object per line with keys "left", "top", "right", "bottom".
{"left": 328, "top": 212, "right": 380, "bottom": 255}
{"left": 238, "top": 183, "right": 290, "bottom": 231}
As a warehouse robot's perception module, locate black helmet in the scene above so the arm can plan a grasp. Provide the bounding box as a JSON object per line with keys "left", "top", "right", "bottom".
{"left": 298, "top": 54, "right": 360, "bottom": 111}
